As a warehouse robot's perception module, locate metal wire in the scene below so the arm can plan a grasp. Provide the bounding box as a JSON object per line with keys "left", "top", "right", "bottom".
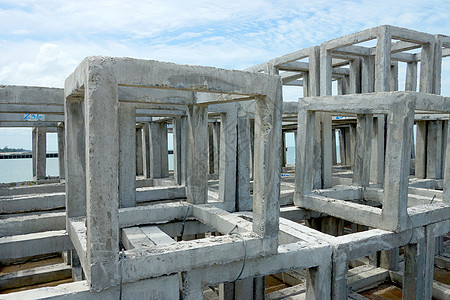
{"left": 180, "top": 205, "right": 191, "bottom": 238}
{"left": 229, "top": 226, "right": 247, "bottom": 283}
{"left": 430, "top": 195, "right": 436, "bottom": 204}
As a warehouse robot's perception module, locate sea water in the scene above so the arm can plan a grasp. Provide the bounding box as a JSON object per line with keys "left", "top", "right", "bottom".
{"left": 0, "top": 155, "right": 175, "bottom": 183}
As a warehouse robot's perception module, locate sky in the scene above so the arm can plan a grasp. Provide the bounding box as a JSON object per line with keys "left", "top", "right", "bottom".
{"left": 1, "top": 0, "right": 450, "bottom": 150}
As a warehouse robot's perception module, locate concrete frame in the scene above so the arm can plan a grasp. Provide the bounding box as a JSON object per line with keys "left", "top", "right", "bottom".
{"left": 295, "top": 91, "right": 449, "bottom": 232}
{"left": 64, "top": 56, "right": 282, "bottom": 291}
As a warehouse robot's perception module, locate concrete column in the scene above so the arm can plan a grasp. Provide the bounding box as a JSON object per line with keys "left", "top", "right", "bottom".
{"left": 306, "top": 264, "right": 331, "bottom": 299}
{"left": 370, "top": 115, "right": 385, "bottom": 185}
{"left": 444, "top": 120, "right": 450, "bottom": 202}
{"left": 32, "top": 128, "right": 36, "bottom": 178}
{"left": 57, "top": 124, "right": 65, "bottom": 180}
{"left": 34, "top": 127, "right": 47, "bottom": 180}
{"left": 232, "top": 277, "right": 252, "bottom": 299}
{"left": 253, "top": 91, "right": 282, "bottom": 254}
{"left": 219, "top": 282, "right": 234, "bottom": 300}
{"left": 219, "top": 103, "right": 237, "bottom": 207}
{"left": 142, "top": 122, "right": 151, "bottom": 178}
{"left": 281, "top": 131, "right": 287, "bottom": 168}
{"left": 253, "top": 276, "right": 265, "bottom": 300}
{"left": 382, "top": 97, "right": 415, "bottom": 232}
{"left": 119, "top": 102, "right": 136, "bottom": 208}
{"left": 332, "top": 251, "right": 348, "bottom": 299}
{"left": 403, "top": 240, "right": 425, "bottom": 299}
{"left": 84, "top": 77, "right": 120, "bottom": 291}
{"left": 332, "top": 129, "right": 337, "bottom": 165}
{"left": 149, "top": 122, "right": 163, "bottom": 178}
{"left": 426, "top": 120, "right": 443, "bottom": 179}
{"left": 380, "top": 248, "right": 399, "bottom": 271}
{"left": 135, "top": 126, "right": 143, "bottom": 176}
{"left": 361, "top": 55, "right": 375, "bottom": 93}
{"left": 236, "top": 115, "right": 251, "bottom": 211}
{"left": 181, "top": 271, "right": 204, "bottom": 300}
{"left": 208, "top": 123, "right": 215, "bottom": 174}
{"left": 390, "top": 62, "right": 399, "bottom": 91}
{"left": 317, "top": 45, "right": 333, "bottom": 188}
{"left": 433, "top": 35, "right": 442, "bottom": 95}
{"left": 213, "top": 121, "right": 221, "bottom": 175}
{"left": 160, "top": 122, "right": 169, "bottom": 177}
{"left": 247, "top": 118, "right": 255, "bottom": 181}
{"left": 405, "top": 61, "right": 418, "bottom": 91}
{"left": 419, "top": 42, "right": 435, "bottom": 94}
{"left": 375, "top": 25, "right": 392, "bottom": 92}
{"left": 415, "top": 121, "right": 427, "bottom": 178}
{"left": 303, "top": 72, "right": 310, "bottom": 97}
{"left": 424, "top": 226, "right": 436, "bottom": 299}
{"left": 186, "top": 104, "right": 208, "bottom": 204}
{"left": 295, "top": 109, "right": 315, "bottom": 205}
{"left": 338, "top": 129, "right": 346, "bottom": 165}
{"left": 64, "top": 99, "right": 86, "bottom": 219}
{"left": 353, "top": 114, "right": 373, "bottom": 187}
{"left": 173, "top": 117, "right": 187, "bottom": 185}
{"left": 349, "top": 57, "right": 361, "bottom": 94}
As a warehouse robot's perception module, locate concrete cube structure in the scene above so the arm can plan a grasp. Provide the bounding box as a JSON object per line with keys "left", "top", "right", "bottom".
{"left": 63, "top": 56, "right": 283, "bottom": 291}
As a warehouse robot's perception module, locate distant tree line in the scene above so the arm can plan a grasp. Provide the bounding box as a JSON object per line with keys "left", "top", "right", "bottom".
{"left": 0, "top": 146, "right": 30, "bottom": 153}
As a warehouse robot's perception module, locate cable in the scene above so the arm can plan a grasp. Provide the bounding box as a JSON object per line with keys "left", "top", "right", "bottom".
{"left": 401, "top": 213, "right": 415, "bottom": 248}
{"left": 179, "top": 205, "right": 191, "bottom": 238}
{"left": 229, "top": 226, "right": 247, "bottom": 283}
{"left": 430, "top": 195, "right": 436, "bottom": 204}
{"left": 119, "top": 247, "right": 126, "bottom": 300}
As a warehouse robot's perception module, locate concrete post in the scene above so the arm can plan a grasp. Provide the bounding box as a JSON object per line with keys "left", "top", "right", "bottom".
{"left": 444, "top": 120, "right": 450, "bottom": 202}
{"left": 149, "top": 122, "right": 163, "bottom": 178}
{"left": 135, "top": 126, "right": 143, "bottom": 176}
{"left": 213, "top": 121, "right": 220, "bottom": 175}
{"left": 219, "top": 103, "right": 237, "bottom": 208}
{"left": 349, "top": 58, "right": 361, "bottom": 94}
{"left": 236, "top": 115, "right": 251, "bottom": 211}
{"left": 253, "top": 90, "right": 282, "bottom": 254}
{"left": 381, "top": 96, "right": 415, "bottom": 232}
{"left": 424, "top": 226, "right": 436, "bottom": 299}
{"left": 415, "top": 121, "right": 427, "bottom": 178}
{"left": 317, "top": 45, "right": 332, "bottom": 188}
{"left": 405, "top": 61, "right": 418, "bottom": 92}
{"left": 173, "top": 117, "right": 186, "bottom": 185}
{"left": 370, "top": 115, "right": 385, "bottom": 185}
{"left": 403, "top": 240, "right": 425, "bottom": 299}
{"left": 119, "top": 102, "right": 136, "bottom": 208}
{"left": 332, "top": 129, "right": 337, "bottom": 165}
{"left": 375, "top": 26, "right": 391, "bottom": 92}
{"left": 338, "top": 129, "right": 346, "bottom": 165}
{"left": 219, "top": 282, "right": 234, "bottom": 300}
{"left": 306, "top": 264, "right": 331, "bottom": 300}
{"left": 64, "top": 99, "right": 86, "bottom": 219}
{"left": 353, "top": 114, "right": 373, "bottom": 187}
{"left": 32, "top": 128, "right": 36, "bottom": 178}
{"left": 426, "top": 121, "right": 443, "bottom": 179}
{"left": 84, "top": 75, "right": 120, "bottom": 291}
{"left": 57, "top": 124, "right": 65, "bottom": 180}
{"left": 419, "top": 42, "right": 435, "bottom": 94}
{"left": 34, "top": 127, "right": 47, "bottom": 180}
{"left": 390, "top": 62, "right": 399, "bottom": 91}
{"left": 208, "top": 123, "right": 215, "bottom": 174}
{"left": 433, "top": 35, "right": 442, "bottom": 95}
{"left": 160, "top": 122, "right": 169, "bottom": 178}
{"left": 295, "top": 109, "right": 315, "bottom": 205}
{"left": 361, "top": 55, "right": 375, "bottom": 93}
{"left": 186, "top": 104, "right": 208, "bottom": 204}
{"left": 142, "top": 122, "right": 151, "bottom": 178}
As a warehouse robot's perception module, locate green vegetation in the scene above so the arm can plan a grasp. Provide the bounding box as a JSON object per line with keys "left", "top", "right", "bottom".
{"left": 0, "top": 146, "right": 30, "bottom": 153}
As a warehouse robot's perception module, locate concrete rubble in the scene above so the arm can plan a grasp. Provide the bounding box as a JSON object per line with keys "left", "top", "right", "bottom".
{"left": 0, "top": 25, "right": 449, "bottom": 299}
